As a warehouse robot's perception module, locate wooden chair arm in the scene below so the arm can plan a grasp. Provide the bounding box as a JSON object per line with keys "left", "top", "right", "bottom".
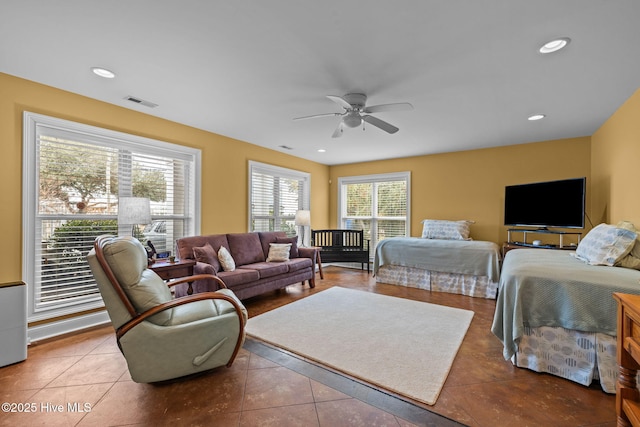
{"left": 165, "top": 274, "right": 227, "bottom": 289}
{"left": 116, "top": 291, "right": 244, "bottom": 339}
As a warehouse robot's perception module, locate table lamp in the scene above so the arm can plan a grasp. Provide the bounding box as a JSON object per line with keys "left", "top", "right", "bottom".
{"left": 295, "top": 209, "right": 311, "bottom": 246}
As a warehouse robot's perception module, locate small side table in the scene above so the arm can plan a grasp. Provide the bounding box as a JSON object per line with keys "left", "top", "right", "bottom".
{"left": 149, "top": 259, "right": 196, "bottom": 294}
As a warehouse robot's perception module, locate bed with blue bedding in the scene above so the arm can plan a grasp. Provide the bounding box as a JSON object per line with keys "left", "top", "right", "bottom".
{"left": 373, "top": 237, "right": 501, "bottom": 299}
{"left": 491, "top": 248, "right": 640, "bottom": 392}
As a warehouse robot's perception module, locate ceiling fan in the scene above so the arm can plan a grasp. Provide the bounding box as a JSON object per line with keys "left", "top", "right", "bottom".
{"left": 293, "top": 93, "right": 413, "bottom": 138}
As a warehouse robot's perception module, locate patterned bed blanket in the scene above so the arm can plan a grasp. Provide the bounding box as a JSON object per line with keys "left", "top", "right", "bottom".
{"left": 491, "top": 248, "right": 640, "bottom": 359}
{"left": 373, "top": 237, "right": 501, "bottom": 282}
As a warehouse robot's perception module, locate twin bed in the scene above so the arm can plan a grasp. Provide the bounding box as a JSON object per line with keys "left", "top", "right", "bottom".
{"left": 492, "top": 247, "right": 640, "bottom": 392}
{"left": 373, "top": 222, "right": 640, "bottom": 392}
{"left": 374, "top": 237, "right": 501, "bottom": 299}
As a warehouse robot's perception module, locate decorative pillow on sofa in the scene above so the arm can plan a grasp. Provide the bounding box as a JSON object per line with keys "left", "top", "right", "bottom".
{"left": 192, "top": 243, "right": 220, "bottom": 273}
{"left": 218, "top": 246, "right": 236, "bottom": 271}
{"left": 421, "top": 219, "right": 474, "bottom": 240}
{"left": 615, "top": 221, "right": 640, "bottom": 270}
{"left": 266, "top": 243, "right": 292, "bottom": 262}
{"left": 275, "top": 236, "right": 299, "bottom": 258}
{"left": 575, "top": 223, "right": 637, "bottom": 266}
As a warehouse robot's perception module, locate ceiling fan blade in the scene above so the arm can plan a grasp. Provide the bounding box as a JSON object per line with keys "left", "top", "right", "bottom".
{"left": 363, "top": 102, "right": 413, "bottom": 114}
{"left": 362, "top": 115, "right": 399, "bottom": 134}
{"left": 326, "top": 95, "right": 352, "bottom": 110}
{"left": 293, "top": 112, "right": 341, "bottom": 121}
{"left": 331, "top": 121, "right": 344, "bottom": 138}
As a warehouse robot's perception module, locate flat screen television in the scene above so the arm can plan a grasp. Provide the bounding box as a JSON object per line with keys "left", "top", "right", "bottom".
{"left": 504, "top": 177, "right": 586, "bottom": 229}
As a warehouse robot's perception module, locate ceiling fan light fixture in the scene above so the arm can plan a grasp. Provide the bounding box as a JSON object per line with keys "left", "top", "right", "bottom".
{"left": 343, "top": 112, "right": 362, "bottom": 128}
{"left": 539, "top": 37, "right": 571, "bottom": 54}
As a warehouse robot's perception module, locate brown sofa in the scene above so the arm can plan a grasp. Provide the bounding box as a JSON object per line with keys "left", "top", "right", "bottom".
{"left": 174, "top": 231, "right": 317, "bottom": 300}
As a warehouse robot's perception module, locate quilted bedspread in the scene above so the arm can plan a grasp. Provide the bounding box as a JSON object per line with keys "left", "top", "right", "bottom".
{"left": 373, "top": 237, "right": 501, "bottom": 282}
{"left": 491, "top": 248, "right": 640, "bottom": 359}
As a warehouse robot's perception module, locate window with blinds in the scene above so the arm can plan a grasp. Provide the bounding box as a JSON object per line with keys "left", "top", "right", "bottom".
{"left": 248, "top": 161, "right": 310, "bottom": 239}
{"left": 23, "top": 112, "right": 200, "bottom": 322}
{"left": 338, "top": 172, "right": 410, "bottom": 257}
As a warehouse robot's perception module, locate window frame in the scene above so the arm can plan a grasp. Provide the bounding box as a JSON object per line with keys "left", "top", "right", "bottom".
{"left": 248, "top": 161, "right": 310, "bottom": 243}
{"left": 22, "top": 111, "right": 201, "bottom": 325}
{"left": 337, "top": 171, "right": 411, "bottom": 255}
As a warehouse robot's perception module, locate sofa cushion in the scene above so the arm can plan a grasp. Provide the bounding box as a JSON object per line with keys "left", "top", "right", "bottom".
{"left": 286, "top": 257, "right": 312, "bottom": 272}
{"left": 266, "top": 243, "right": 292, "bottom": 262}
{"left": 239, "top": 262, "right": 289, "bottom": 278}
{"left": 258, "top": 231, "right": 288, "bottom": 259}
{"left": 275, "top": 236, "right": 299, "bottom": 258}
{"left": 218, "top": 246, "right": 236, "bottom": 271}
{"left": 227, "top": 233, "right": 266, "bottom": 265}
{"left": 176, "top": 234, "right": 229, "bottom": 261}
{"left": 192, "top": 243, "right": 220, "bottom": 273}
{"left": 217, "top": 269, "right": 260, "bottom": 287}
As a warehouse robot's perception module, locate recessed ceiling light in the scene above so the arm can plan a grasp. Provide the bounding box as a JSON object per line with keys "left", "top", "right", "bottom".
{"left": 539, "top": 37, "right": 571, "bottom": 54}
{"left": 91, "top": 67, "right": 116, "bottom": 79}
{"left": 528, "top": 114, "right": 546, "bottom": 121}
{"left": 317, "top": 149, "right": 326, "bottom": 153}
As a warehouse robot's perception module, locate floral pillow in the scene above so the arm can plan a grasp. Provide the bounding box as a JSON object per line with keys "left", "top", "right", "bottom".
{"left": 421, "top": 219, "right": 474, "bottom": 240}
{"left": 574, "top": 223, "right": 637, "bottom": 266}
{"left": 217, "top": 246, "right": 236, "bottom": 271}
{"left": 266, "top": 243, "right": 292, "bottom": 262}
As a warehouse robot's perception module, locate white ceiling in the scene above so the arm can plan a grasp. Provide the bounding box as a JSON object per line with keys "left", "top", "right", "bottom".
{"left": 2, "top": 1, "right": 640, "bottom": 165}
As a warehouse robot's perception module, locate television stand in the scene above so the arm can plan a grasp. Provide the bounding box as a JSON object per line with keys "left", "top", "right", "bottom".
{"left": 506, "top": 228, "right": 582, "bottom": 249}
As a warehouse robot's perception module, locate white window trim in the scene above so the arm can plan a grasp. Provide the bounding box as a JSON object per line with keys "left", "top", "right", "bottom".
{"left": 248, "top": 161, "right": 310, "bottom": 242}
{"left": 337, "top": 171, "right": 411, "bottom": 246}
{"left": 22, "top": 112, "right": 201, "bottom": 331}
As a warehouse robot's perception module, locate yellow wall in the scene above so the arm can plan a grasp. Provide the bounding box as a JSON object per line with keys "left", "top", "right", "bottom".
{"left": 591, "top": 89, "right": 640, "bottom": 226}
{"left": 5, "top": 71, "right": 636, "bottom": 288}
{"left": 329, "top": 137, "right": 592, "bottom": 244}
{"left": 0, "top": 73, "right": 330, "bottom": 284}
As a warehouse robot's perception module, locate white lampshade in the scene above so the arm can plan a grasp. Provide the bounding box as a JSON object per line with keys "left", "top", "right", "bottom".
{"left": 118, "top": 197, "right": 151, "bottom": 225}
{"left": 295, "top": 210, "right": 311, "bottom": 226}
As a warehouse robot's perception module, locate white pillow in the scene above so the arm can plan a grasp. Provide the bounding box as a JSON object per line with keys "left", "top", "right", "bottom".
{"left": 574, "top": 223, "right": 637, "bottom": 266}
{"left": 266, "top": 243, "right": 292, "bottom": 262}
{"left": 421, "top": 219, "right": 474, "bottom": 240}
{"left": 217, "top": 246, "right": 236, "bottom": 271}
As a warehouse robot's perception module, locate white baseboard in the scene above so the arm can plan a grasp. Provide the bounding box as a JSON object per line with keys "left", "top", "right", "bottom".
{"left": 28, "top": 311, "right": 111, "bottom": 344}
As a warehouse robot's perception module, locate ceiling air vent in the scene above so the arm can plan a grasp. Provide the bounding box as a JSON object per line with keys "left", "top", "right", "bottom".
{"left": 279, "top": 145, "right": 293, "bottom": 150}
{"left": 124, "top": 96, "right": 158, "bottom": 108}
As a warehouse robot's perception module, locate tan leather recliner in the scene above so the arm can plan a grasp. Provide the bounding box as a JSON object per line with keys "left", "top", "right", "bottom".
{"left": 86, "top": 235, "right": 247, "bottom": 383}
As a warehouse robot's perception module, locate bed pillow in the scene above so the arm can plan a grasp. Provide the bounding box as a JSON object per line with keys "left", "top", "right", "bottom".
{"left": 421, "top": 219, "right": 474, "bottom": 240}
{"left": 266, "top": 243, "right": 292, "bottom": 262}
{"left": 574, "top": 223, "right": 637, "bottom": 266}
{"left": 615, "top": 221, "right": 640, "bottom": 270}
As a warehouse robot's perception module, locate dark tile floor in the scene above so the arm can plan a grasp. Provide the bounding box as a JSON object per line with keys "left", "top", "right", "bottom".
{"left": 0, "top": 266, "right": 617, "bottom": 426}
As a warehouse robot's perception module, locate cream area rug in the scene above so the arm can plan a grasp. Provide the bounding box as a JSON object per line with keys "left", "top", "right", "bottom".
{"left": 246, "top": 287, "right": 474, "bottom": 405}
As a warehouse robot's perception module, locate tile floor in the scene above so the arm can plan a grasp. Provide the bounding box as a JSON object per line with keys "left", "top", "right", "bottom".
{"left": 0, "top": 266, "right": 618, "bottom": 426}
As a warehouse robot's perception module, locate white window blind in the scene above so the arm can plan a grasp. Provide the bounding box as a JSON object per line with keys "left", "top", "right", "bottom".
{"left": 338, "top": 172, "right": 410, "bottom": 257}
{"left": 23, "top": 112, "right": 200, "bottom": 322}
{"left": 249, "top": 161, "right": 310, "bottom": 238}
